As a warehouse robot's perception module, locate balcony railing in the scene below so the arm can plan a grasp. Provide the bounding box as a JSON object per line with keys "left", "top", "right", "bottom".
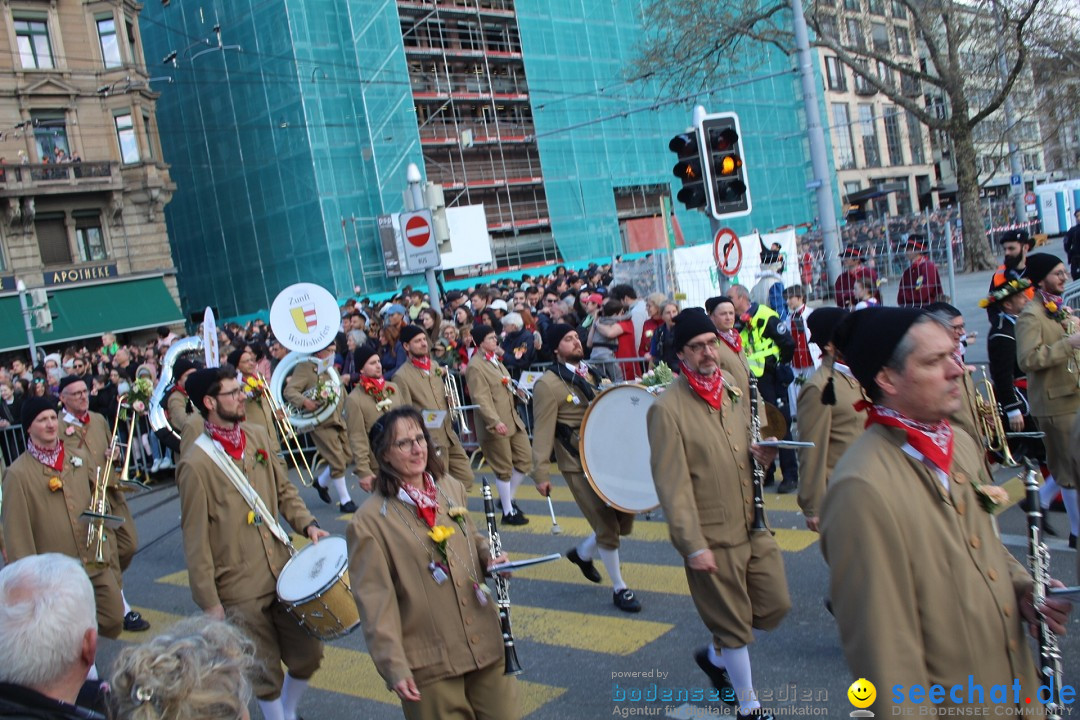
{"left": 0, "top": 161, "right": 122, "bottom": 195}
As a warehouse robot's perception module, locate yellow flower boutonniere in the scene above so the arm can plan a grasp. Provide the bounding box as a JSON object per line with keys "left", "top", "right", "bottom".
{"left": 447, "top": 506, "right": 468, "bottom": 534}
{"left": 48, "top": 477, "right": 63, "bottom": 492}
{"left": 428, "top": 524, "right": 455, "bottom": 562}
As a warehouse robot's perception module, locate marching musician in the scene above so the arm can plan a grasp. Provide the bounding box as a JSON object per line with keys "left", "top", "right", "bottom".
{"left": 465, "top": 324, "right": 532, "bottom": 526}
{"left": 176, "top": 366, "right": 327, "bottom": 720}
{"left": 283, "top": 342, "right": 356, "bottom": 513}
{"left": 795, "top": 308, "right": 866, "bottom": 533}
{"left": 706, "top": 296, "right": 750, "bottom": 417}
{"left": 56, "top": 375, "right": 149, "bottom": 633}
{"left": 986, "top": 230, "right": 1035, "bottom": 325}
{"left": 820, "top": 308, "right": 1071, "bottom": 714}
{"left": 346, "top": 407, "right": 518, "bottom": 720}
{"left": 166, "top": 357, "right": 203, "bottom": 455}
{"left": 647, "top": 309, "right": 788, "bottom": 719}
{"left": 925, "top": 302, "right": 981, "bottom": 445}
{"left": 531, "top": 324, "right": 641, "bottom": 613}
{"left": 983, "top": 278, "right": 1059, "bottom": 536}
{"left": 345, "top": 345, "right": 399, "bottom": 493}
{"left": 229, "top": 346, "right": 281, "bottom": 457}
{"left": 1, "top": 397, "right": 124, "bottom": 639}
{"left": 392, "top": 325, "right": 475, "bottom": 491}
{"left": 1016, "top": 253, "right": 1080, "bottom": 550}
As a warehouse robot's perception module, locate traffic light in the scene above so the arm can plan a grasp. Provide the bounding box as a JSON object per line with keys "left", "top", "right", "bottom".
{"left": 28, "top": 288, "right": 54, "bottom": 332}
{"left": 699, "top": 112, "right": 751, "bottom": 219}
{"left": 669, "top": 132, "right": 706, "bottom": 210}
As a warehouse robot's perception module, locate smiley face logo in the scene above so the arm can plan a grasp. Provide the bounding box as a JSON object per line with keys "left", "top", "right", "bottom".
{"left": 848, "top": 678, "right": 876, "bottom": 709}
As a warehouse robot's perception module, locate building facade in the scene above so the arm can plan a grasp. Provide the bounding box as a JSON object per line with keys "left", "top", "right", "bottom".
{"left": 139, "top": 0, "right": 827, "bottom": 320}
{"left": 0, "top": 0, "right": 180, "bottom": 353}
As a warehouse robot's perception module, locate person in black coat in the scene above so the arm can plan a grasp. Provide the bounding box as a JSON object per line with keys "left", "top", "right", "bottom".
{"left": 500, "top": 313, "right": 534, "bottom": 378}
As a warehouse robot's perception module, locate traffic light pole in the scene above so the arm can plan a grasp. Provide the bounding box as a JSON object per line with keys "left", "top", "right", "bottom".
{"left": 406, "top": 163, "right": 442, "bottom": 314}
{"left": 16, "top": 279, "right": 38, "bottom": 361}
{"left": 790, "top": 0, "right": 842, "bottom": 289}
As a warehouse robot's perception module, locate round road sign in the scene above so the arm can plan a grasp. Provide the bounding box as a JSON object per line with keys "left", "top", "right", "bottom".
{"left": 713, "top": 227, "right": 742, "bottom": 278}
{"left": 1024, "top": 191, "right": 1036, "bottom": 205}
{"left": 404, "top": 214, "right": 432, "bottom": 248}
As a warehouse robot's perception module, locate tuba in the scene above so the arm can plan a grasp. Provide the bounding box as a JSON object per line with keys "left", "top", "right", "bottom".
{"left": 269, "top": 351, "right": 343, "bottom": 432}
{"left": 149, "top": 336, "right": 203, "bottom": 451}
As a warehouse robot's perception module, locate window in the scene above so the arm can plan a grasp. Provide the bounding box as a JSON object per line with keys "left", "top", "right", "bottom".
{"left": 844, "top": 0, "right": 860, "bottom": 11}
{"left": 14, "top": 16, "right": 54, "bottom": 69}
{"left": 906, "top": 110, "right": 925, "bottom": 163}
{"left": 853, "top": 61, "right": 875, "bottom": 94}
{"left": 75, "top": 212, "right": 107, "bottom": 262}
{"left": 825, "top": 57, "right": 847, "bottom": 91}
{"left": 818, "top": 15, "right": 838, "bottom": 41}
{"left": 31, "top": 110, "right": 68, "bottom": 161}
{"left": 832, "top": 103, "right": 856, "bottom": 169}
{"left": 859, "top": 104, "right": 881, "bottom": 167}
{"left": 114, "top": 113, "right": 140, "bottom": 164}
{"left": 847, "top": 19, "right": 866, "bottom": 50}
{"left": 36, "top": 213, "right": 70, "bottom": 265}
{"left": 884, "top": 108, "right": 905, "bottom": 165}
{"left": 871, "top": 23, "right": 889, "bottom": 53}
{"left": 868, "top": 0, "right": 884, "bottom": 15}
{"left": 97, "top": 17, "right": 122, "bottom": 68}
{"left": 876, "top": 60, "right": 894, "bottom": 87}
{"left": 125, "top": 17, "right": 137, "bottom": 62}
{"left": 142, "top": 111, "right": 156, "bottom": 161}
{"left": 895, "top": 27, "right": 911, "bottom": 55}
{"left": 891, "top": 0, "right": 907, "bottom": 18}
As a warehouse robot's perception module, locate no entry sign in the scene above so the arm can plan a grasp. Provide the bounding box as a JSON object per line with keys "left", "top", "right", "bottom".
{"left": 399, "top": 209, "right": 440, "bottom": 271}
{"left": 405, "top": 214, "right": 431, "bottom": 247}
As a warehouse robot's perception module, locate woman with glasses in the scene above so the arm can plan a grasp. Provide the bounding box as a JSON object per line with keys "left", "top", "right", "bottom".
{"left": 346, "top": 406, "right": 518, "bottom": 720}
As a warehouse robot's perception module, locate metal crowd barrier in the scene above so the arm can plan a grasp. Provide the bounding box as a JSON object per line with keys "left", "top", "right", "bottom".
{"left": 0, "top": 424, "right": 26, "bottom": 473}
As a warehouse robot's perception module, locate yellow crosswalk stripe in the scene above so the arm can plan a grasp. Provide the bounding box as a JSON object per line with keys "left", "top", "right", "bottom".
{"left": 512, "top": 605, "right": 672, "bottom": 655}
{"left": 506, "top": 552, "right": 692, "bottom": 596}
{"left": 126, "top": 607, "right": 565, "bottom": 715}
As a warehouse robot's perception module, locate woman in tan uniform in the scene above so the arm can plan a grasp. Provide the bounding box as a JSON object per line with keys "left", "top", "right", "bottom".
{"left": 346, "top": 407, "right": 517, "bottom": 720}
{"left": 344, "top": 345, "right": 398, "bottom": 493}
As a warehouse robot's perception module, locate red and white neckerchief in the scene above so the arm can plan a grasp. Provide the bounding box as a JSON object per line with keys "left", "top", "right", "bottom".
{"left": 28, "top": 440, "right": 64, "bottom": 471}
{"left": 681, "top": 365, "right": 726, "bottom": 411}
{"left": 175, "top": 385, "right": 188, "bottom": 397}
{"left": 718, "top": 329, "right": 742, "bottom": 354}
{"left": 484, "top": 351, "right": 499, "bottom": 365}
{"left": 401, "top": 473, "right": 439, "bottom": 528}
{"left": 63, "top": 410, "right": 90, "bottom": 426}
{"left": 205, "top": 421, "right": 246, "bottom": 461}
{"left": 410, "top": 356, "right": 432, "bottom": 373}
{"left": 360, "top": 375, "right": 386, "bottom": 395}
{"left": 566, "top": 362, "right": 589, "bottom": 379}
{"left": 857, "top": 402, "right": 954, "bottom": 475}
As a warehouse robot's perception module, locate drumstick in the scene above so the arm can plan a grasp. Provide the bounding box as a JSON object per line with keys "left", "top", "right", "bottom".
{"left": 546, "top": 495, "right": 562, "bottom": 535}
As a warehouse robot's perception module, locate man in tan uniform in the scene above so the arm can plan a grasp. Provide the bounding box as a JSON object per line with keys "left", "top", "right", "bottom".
{"left": 821, "top": 308, "right": 1071, "bottom": 714}
{"left": 1, "top": 397, "right": 124, "bottom": 639}
{"left": 707, "top": 296, "right": 751, "bottom": 407}
{"left": 166, "top": 357, "right": 204, "bottom": 455}
{"left": 647, "top": 309, "right": 788, "bottom": 718}
{"left": 795, "top": 308, "right": 866, "bottom": 532}
{"left": 926, "top": 302, "right": 982, "bottom": 446}
{"left": 345, "top": 345, "right": 398, "bottom": 493}
{"left": 230, "top": 346, "right": 281, "bottom": 456}
{"left": 1016, "top": 252, "right": 1080, "bottom": 549}
{"left": 56, "top": 375, "right": 149, "bottom": 632}
{"left": 392, "top": 324, "right": 474, "bottom": 489}
{"left": 465, "top": 324, "right": 532, "bottom": 525}
{"left": 177, "top": 366, "right": 328, "bottom": 720}
{"left": 531, "top": 324, "right": 641, "bottom": 612}
{"left": 283, "top": 342, "right": 355, "bottom": 512}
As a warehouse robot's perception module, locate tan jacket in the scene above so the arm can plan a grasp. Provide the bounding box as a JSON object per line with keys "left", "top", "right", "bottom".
{"left": 795, "top": 362, "right": 866, "bottom": 518}
{"left": 241, "top": 382, "right": 282, "bottom": 454}
{"left": 647, "top": 374, "right": 766, "bottom": 555}
{"left": 345, "top": 381, "right": 399, "bottom": 477}
{"left": 950, "top": 370, "right": 982, "bottom": 446}
{"left": 465, "top": 355, "right": 526, "bottom": 435}
{"left": 820, "top": 424, "right": 1040, "bottom": 714}
{"left": 346, "top": 476, "right": 502, "bottom": 688}
{"left": 530, "top": 367, "right": 596, "bottom": 486}
{"left": 716, "top": 339, "right": 751, "bottom": 424}
{"left": 176, "top": 422, "right": 316, "bottom": 609}
{"left": 167, "top": 388, "right": 196, "bottom": 434}
{"left": 392, "top": 362, "right": 466, "bottom": 453}
{"left": 1016, "top": 299, "right": 1080, "bottom": 417}
{"left": 282, "top": 361, "right": 346, "bottom": 428}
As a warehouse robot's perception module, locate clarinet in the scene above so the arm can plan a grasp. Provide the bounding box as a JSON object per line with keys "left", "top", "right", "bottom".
{"left": 1023, "top": 461, "right": 1063, "bottom": 720}
{"left": 748, "top": 376, "right": 768, "bottom": 532}
{"left": 481, "top": 478, "right": 523, "bottom": 676}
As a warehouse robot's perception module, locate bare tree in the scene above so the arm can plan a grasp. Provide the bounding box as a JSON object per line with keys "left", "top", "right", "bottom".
{"left": 633, "top": 0, "right": 1072, "bottom": 270}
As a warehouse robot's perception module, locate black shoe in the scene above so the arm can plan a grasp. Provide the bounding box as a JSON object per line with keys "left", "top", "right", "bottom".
{"left": 502, "top": 509, "right": 529, "bottom": 526}
{"left": 511, "top": 500, "right": 523, "bottom": 514}
{"left": 693, "top": 647, "right": 736, "bottom": 705}
{"left": 1041, "top": 516, "right": 1058, "bottom": 537}
{"left": 762, "top": 476, "right": 775, "bottom": 488}
{"left": 1070, "top": 534, "right": 1077, "bottom": 549}
{"left": 124, "top": 611, "right": 150, "bottom": 632}
{"left": 613, "top": 588, "right": 642, "bottom": 613}
{"left": 566, "top": 547, "right": 602, "bottom": 583}
{"left": 315, "top": 483, "right": 332, "bottom": 505}
{"left": 339, "top": 500, "right": 358, "bottom": 513}
{"left": 776, "top": 479, "right": 797, "bottom": 495}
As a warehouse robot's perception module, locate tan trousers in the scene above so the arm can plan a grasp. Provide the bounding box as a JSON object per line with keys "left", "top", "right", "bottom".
{"left": 436, "top": 433, "right": 475, "bottom": 491}
{"left": 228, "top": 593, "right": 324, "bottom": 700}
{"left": 1037, "top": 413, "right": 1078, "bottom": 489}
{"left": 402, "top": 660, "right": 519, "bottom": 720}
{"left": 89, "top": 566, "right": 125, "bottom": 639}
{"left": 686, "top": 532, "right": 791, "bottom": 648}
{"left": 311, "top": 422, "right": 352, "bottom": 477}
{"left": 109, "top": 487, "right": 136, "bottom": 573}
{"left": 564, "top": 471, "right": 634, "bottom": 549}
{"left": 476, "top": 427, "right": 531, "bottom": 481}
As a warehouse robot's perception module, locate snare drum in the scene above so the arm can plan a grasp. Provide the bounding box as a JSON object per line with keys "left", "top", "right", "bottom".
{"left": 276, "top": 535, "right": 360, "bottom": 640}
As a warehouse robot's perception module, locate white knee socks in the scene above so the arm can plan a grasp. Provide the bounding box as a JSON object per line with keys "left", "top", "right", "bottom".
{"left": 497, "top": 479, "right": 514, "bottom": 515}
{"left": 280, "top": 674, "right": 308, "bottom": 720}
{"left": 597, "top": 547, "right": 625, "bottom": 592}
{"left": 121, "top": 591, "right": 131, "bottom": 616}
{"left": 317, "top": 466, "right": 331, "bottom": 488}
{"left": 258, "top": 699, "right": 285, "bottom": 720}
{"left": 576, "top": 533, "right": 598, "bottom": 561}
{"left": 721, "top": 645, "right": 760, "bottom": 714}
{"left": 1040, "top": 475, "right": 1060, "bottom": 510}
{"left": 332, "top": 476, "right": 351, "bottom": 505}
{"left": 1062, "top": 488, "right": 1080, "bottom": 536}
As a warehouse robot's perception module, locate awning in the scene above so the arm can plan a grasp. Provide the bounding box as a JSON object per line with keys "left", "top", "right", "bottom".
{"left": 845, "top": 182, "right": 909, "bottom": 204}
{"left": 0, "top": 276, "right": 182, "bottom": 353}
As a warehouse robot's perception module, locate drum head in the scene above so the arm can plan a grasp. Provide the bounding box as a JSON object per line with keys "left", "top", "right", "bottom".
{"left": 276, "top": 535, "right": 348, "bottom": 603}
{"left": 579, "top": 384, "right": 660, "bottom": 514}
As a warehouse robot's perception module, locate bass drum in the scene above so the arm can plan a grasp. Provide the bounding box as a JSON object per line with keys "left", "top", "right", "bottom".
{"left": 579, "top": 384, "right": 660, "bottom": 514}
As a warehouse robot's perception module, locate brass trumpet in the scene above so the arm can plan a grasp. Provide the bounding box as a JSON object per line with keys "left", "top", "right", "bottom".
{"left": 258, "top": 373, "right": 316, "bottom": 486}
{"left": 974, "top": 367, "right": 1017, "bottom": 467}
{"left": 508, "top": 378, "right": 533, "bottom": 403}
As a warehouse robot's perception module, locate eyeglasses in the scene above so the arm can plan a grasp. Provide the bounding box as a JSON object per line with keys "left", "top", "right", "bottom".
{"left": 214, "top": 388, "right": 245, "bottom": 399}
{"left": 544, "top": 297, "right": 558, "bottom": 304}
{"left": 683, "top": 340, "right": 719, "bottom": 354}
{"left": 393, "top": 434, "right": 426, "bottom": 452}
{"left": 64, "top": 389, "right": 88, "bottom": 397}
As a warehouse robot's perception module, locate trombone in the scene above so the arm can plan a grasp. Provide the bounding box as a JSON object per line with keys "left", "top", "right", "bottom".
{"left": 257, "top": 373, "right": 316, "bottom": 486}
{"left": 443, "top": 369, "right": 470, "bottom": 435}
{"left": 974, "top": 367, "right": 1018, "bottom": 467}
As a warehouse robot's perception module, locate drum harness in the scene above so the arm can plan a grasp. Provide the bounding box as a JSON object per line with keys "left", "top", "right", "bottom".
{"left": 548, "top": 363, "right": 601, "bottom": 459}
